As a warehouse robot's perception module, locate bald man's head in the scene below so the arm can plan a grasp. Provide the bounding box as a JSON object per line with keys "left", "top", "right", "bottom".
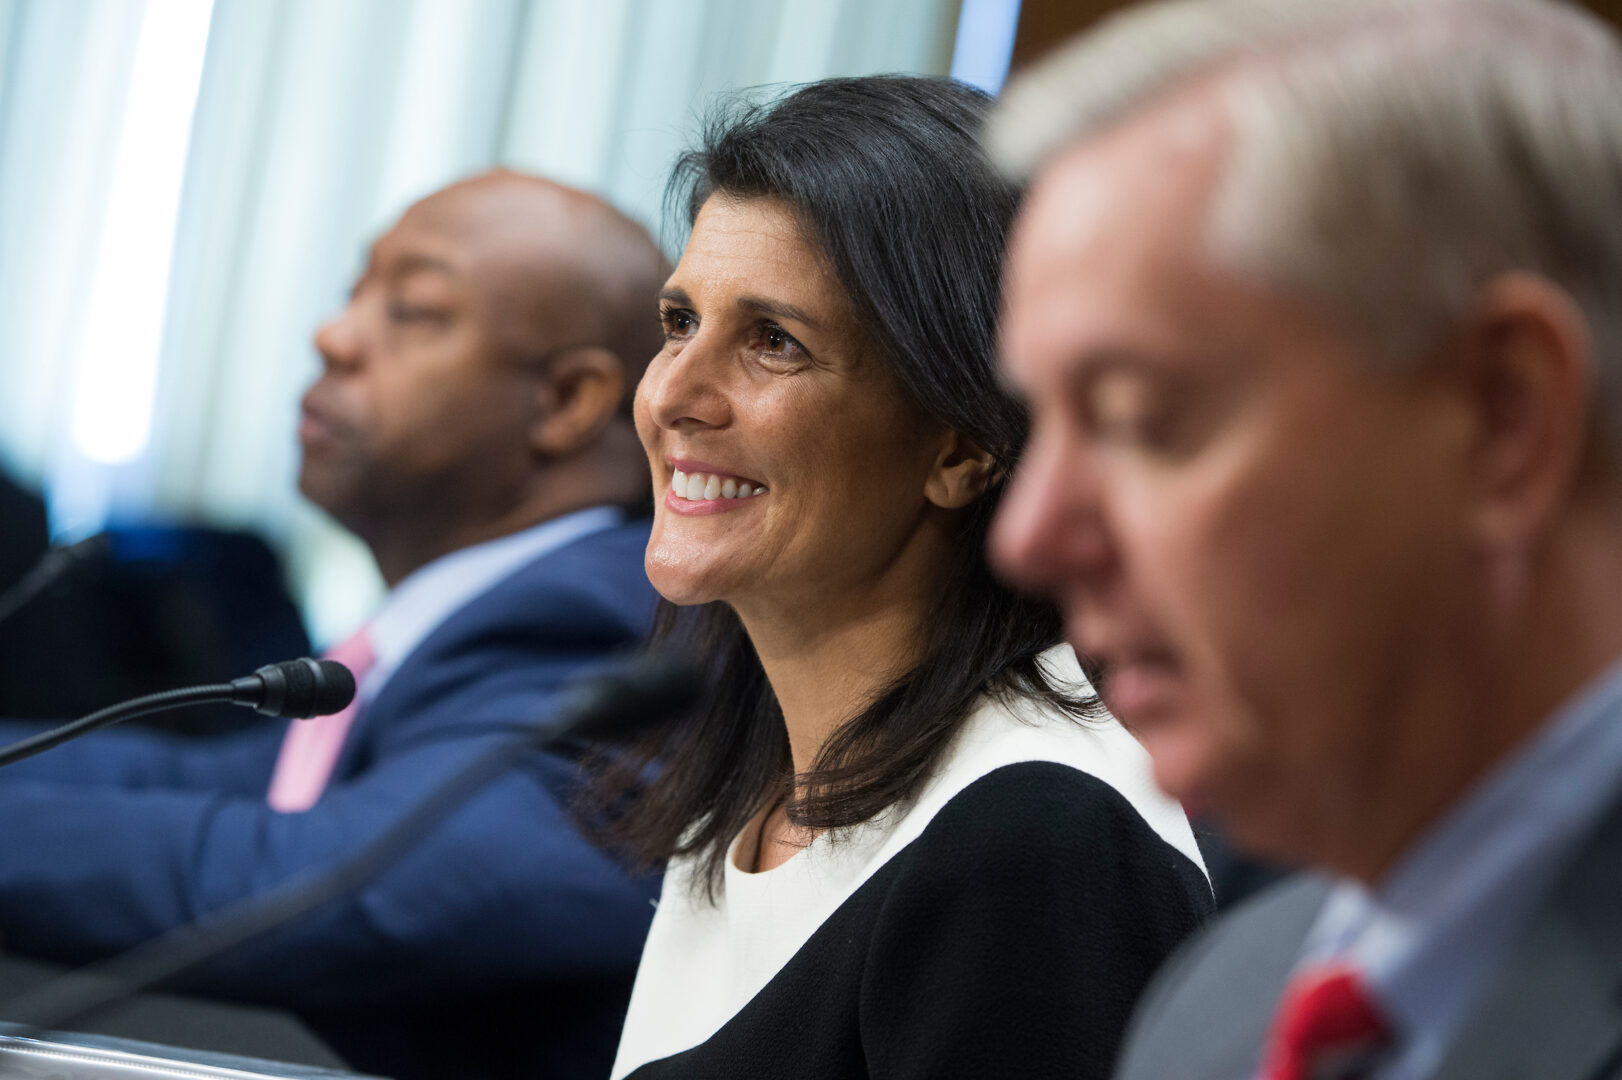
{"left": 400, "top": 170, "right": 669, "bottom": 394}
{"left": 301, "top": 171, "right": 668, "bottom": 583}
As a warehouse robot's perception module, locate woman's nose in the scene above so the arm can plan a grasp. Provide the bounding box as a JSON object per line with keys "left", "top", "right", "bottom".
{"left": 640, "top": 337, "right": 730, "bottom": 432}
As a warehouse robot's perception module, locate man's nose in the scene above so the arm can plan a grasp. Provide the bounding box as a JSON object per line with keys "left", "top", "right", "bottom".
{"left": 990, "top": 425, "right": 1117, "bottom": 595}
{"left": 312, "top": 304, "right": 362, "bottom": 372}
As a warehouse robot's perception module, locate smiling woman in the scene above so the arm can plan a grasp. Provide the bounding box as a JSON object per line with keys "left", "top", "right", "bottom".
{"left": 642, "top": 195, "right": 958, "bottom": 621}
{"left": 591, "top": 76, "right": 1214, "bottom": 1080}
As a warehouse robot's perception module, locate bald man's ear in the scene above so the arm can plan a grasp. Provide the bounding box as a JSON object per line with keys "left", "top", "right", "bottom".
{"left": 528, "top": 346, "right": 628, "bottom": 458}
{"left": 924, "top": 430, "right": 996, "bottom": 510}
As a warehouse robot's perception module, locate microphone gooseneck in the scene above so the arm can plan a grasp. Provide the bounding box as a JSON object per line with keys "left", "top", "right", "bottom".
{"left": 0, "top": 653, "right": 701, "bottom": 1038}
{"left": 0, "top": 535, "right": 110, "bottom": 632}
{"left": 552, "top": 653, "right": 703, "bottom": 740}
{"left": 0, "top": 658, "right": 357, "bottom": 770}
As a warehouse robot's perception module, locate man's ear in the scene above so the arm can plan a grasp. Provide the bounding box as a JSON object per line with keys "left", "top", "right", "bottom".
{"left": 528, "top": 346, "right": 627, "bottom": 458}
{"left": 923, "top": 429, "right": 996, "bottom": 510}
{"left": 1458, "top": 273, "right": 1594, "bottom": 549}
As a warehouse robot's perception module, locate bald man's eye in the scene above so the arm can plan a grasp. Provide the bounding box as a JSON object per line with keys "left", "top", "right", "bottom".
{"left": 387, "top": 300, "right": 450, "bottom": 325}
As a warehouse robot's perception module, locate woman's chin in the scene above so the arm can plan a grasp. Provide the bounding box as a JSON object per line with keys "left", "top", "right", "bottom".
{"left": 653, "top": 585, "right": 719, "bottom": 607}
{"left": 644, "top": 550, "right": 730, "bottom": 608}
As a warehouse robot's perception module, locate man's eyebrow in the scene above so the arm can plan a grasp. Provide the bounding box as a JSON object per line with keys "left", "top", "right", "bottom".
{"left": 389, "top": 253, "right": 459, "bottom": 279}
{"left": 1059, "top": 345, "right": 1186, "bottom": 395}
{"left": 1071, "top": 344, "right": 1189, "bottom": 375}
{"left": 737, "top": 296, "right": 821, "bottom": 331}
{"left": 345, "top": 251, "right": 459, "bottom": 301}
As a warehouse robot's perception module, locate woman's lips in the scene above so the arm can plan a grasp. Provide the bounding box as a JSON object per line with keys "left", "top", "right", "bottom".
{"left": 661, "top": 459, "right": 769, "bottom": 515}
{"left": 662, "top": 480, "right": 766, "bottom": 516}
{"left": 670, "top": 467, "right": 765, "bottom": 501}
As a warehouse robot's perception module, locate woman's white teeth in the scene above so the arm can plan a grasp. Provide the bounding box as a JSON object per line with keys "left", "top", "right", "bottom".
{"left": 670, "top": 469, "right": 764, "bottom": 501}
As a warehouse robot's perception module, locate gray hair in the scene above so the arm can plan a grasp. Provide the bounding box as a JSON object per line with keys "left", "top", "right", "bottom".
{"left": 988, "top": 0, "right": 1622, "bottom": 455}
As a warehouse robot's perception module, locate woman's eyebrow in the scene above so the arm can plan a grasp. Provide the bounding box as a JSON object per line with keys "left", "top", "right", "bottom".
{"left": 737, "top": 295, "right": 821, "bottom": 330}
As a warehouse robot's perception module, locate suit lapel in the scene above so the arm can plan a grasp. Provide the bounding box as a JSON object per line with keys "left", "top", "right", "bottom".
{"left": 327, "top": 519, "right": 651, "bottom": 779}
{"left": 1115, "top": 874, "right": 1331, "bottom": 1080}
{"left": 1199, "top": 887, "right": 1320, "bottom": 1080}
{"left": 1427, "top": 787, "right": 1622, "bottom": 1080}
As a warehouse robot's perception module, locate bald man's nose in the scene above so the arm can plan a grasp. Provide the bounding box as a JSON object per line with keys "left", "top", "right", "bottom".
{"left": 313, "top": 308, "right": 361, "bottom": 371}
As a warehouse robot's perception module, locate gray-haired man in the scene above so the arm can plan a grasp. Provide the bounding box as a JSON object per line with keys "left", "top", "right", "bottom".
{"left": 986, "top": 1, "right": 1622, "bottom": 1077}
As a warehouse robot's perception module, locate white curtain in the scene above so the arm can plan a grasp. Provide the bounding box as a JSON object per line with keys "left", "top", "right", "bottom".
{"left": 0, "top": 0, "right": 962, "bottom": 643}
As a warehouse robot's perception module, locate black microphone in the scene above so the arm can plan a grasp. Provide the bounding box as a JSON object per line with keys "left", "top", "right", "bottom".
{"left": 230, "top": 658, "right": 356, "bottom": 719}
{"left": 0, "top": 653, "right": 701, "bottom": 1038}
{"left": 0, "top": 659, "right": 356, "bottom": 770}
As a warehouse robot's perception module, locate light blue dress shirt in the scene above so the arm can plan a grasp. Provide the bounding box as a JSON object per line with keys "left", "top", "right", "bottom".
{"left": 1291, "top": 655, "right": 1622, "bottom": 1079}
{"left": 354, "top": 505, "right": 623, "bottom": 706}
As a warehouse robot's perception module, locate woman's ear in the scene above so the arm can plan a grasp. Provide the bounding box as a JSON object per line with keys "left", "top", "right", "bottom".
{"left": 528, "top": 346, "right": 627, "bottom": 458}
{"left": 924, "top": 430, "right": 996, "bottom": 509}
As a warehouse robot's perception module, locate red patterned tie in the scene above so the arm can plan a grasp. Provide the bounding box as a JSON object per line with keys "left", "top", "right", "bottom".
{"left": 1260, "top": 965, "right": 1391, "bottom": 1080}
{"left": 266, "top": 627, "right": 374, "bottom": 812}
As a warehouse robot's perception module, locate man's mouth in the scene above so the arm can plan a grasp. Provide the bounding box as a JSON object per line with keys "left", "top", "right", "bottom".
{"left": 1087, "top": 644, "right": 1184, "bottom": 726}
{"left": 298, "top": 390, "right": 353, "bottom": 446}
{"left": 298, "top": 406, "right": 342, "bottom": 446}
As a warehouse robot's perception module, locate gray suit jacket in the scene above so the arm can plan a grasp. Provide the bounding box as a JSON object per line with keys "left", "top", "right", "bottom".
{"left": 1116, "top": 789, "right": 1622, "bottom": 1080}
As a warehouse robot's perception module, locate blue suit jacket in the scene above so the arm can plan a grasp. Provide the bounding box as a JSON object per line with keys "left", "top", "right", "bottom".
{"left": 0, "top": 519, "right": 662, "bottom": 1080}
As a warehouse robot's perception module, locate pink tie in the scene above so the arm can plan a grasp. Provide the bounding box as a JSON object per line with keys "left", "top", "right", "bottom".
{"left": 266, "top": 628, "right": 375, "bottom": 812}
{"left": 1260, "top": 964, "right": 1392, "bottom": 1080}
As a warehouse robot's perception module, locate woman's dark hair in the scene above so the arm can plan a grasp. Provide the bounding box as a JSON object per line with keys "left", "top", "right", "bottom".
{"left": 587, "top": 75, "right": 1101, "bottom": 895}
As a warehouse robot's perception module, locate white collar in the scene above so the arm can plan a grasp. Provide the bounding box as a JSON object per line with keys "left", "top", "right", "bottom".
{"left": 353, "top": 506, "right": 624, "bottom": 702}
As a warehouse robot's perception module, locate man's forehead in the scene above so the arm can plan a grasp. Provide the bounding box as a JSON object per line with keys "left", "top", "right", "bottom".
{"left": 370, "top": 179, "right": 563, "bottom": 275}
{"left": 1020, "top": 94, "right": 1232, "bottom": 268}
{"left": 368, "top": 213, "right": 564, "bottom": 309}
{"left": 364, "top": 209, "right": 470, "bottom": 281}
{"left": 1005, "top": 104, "right": 1228, "bottom": 351}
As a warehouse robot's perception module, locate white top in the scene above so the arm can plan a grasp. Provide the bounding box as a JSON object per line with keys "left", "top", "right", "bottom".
{"left": 611, "top": 643, "right": 1203, "bottom": 1079}
{"left": 1293, "top": 655, "right": 1622, "bottom": 1080}
{"left": 356, "top": 506, "right": 623, "bottom": 705}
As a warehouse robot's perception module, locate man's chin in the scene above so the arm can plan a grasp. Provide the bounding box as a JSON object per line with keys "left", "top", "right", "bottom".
{"left": 1162, "top": 761, "right": 1308, "bottom": 872}
{"left": 1136, "top": 721, "right": 1216, "bottom": 808}
{"left": 296, "top": 467, "right": 365, "bottom": 524}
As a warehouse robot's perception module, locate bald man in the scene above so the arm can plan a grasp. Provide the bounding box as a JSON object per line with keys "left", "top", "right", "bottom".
{"left": 0, "top": 172, "right": 670, "bottom": 1080}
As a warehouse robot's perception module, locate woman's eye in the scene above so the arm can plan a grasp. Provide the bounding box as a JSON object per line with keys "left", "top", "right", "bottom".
{"left": 757, "top": 322, "right": 804, "bottom": 359}
{"left": 660, "top": 307, "right": 696, "bottom": 337}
